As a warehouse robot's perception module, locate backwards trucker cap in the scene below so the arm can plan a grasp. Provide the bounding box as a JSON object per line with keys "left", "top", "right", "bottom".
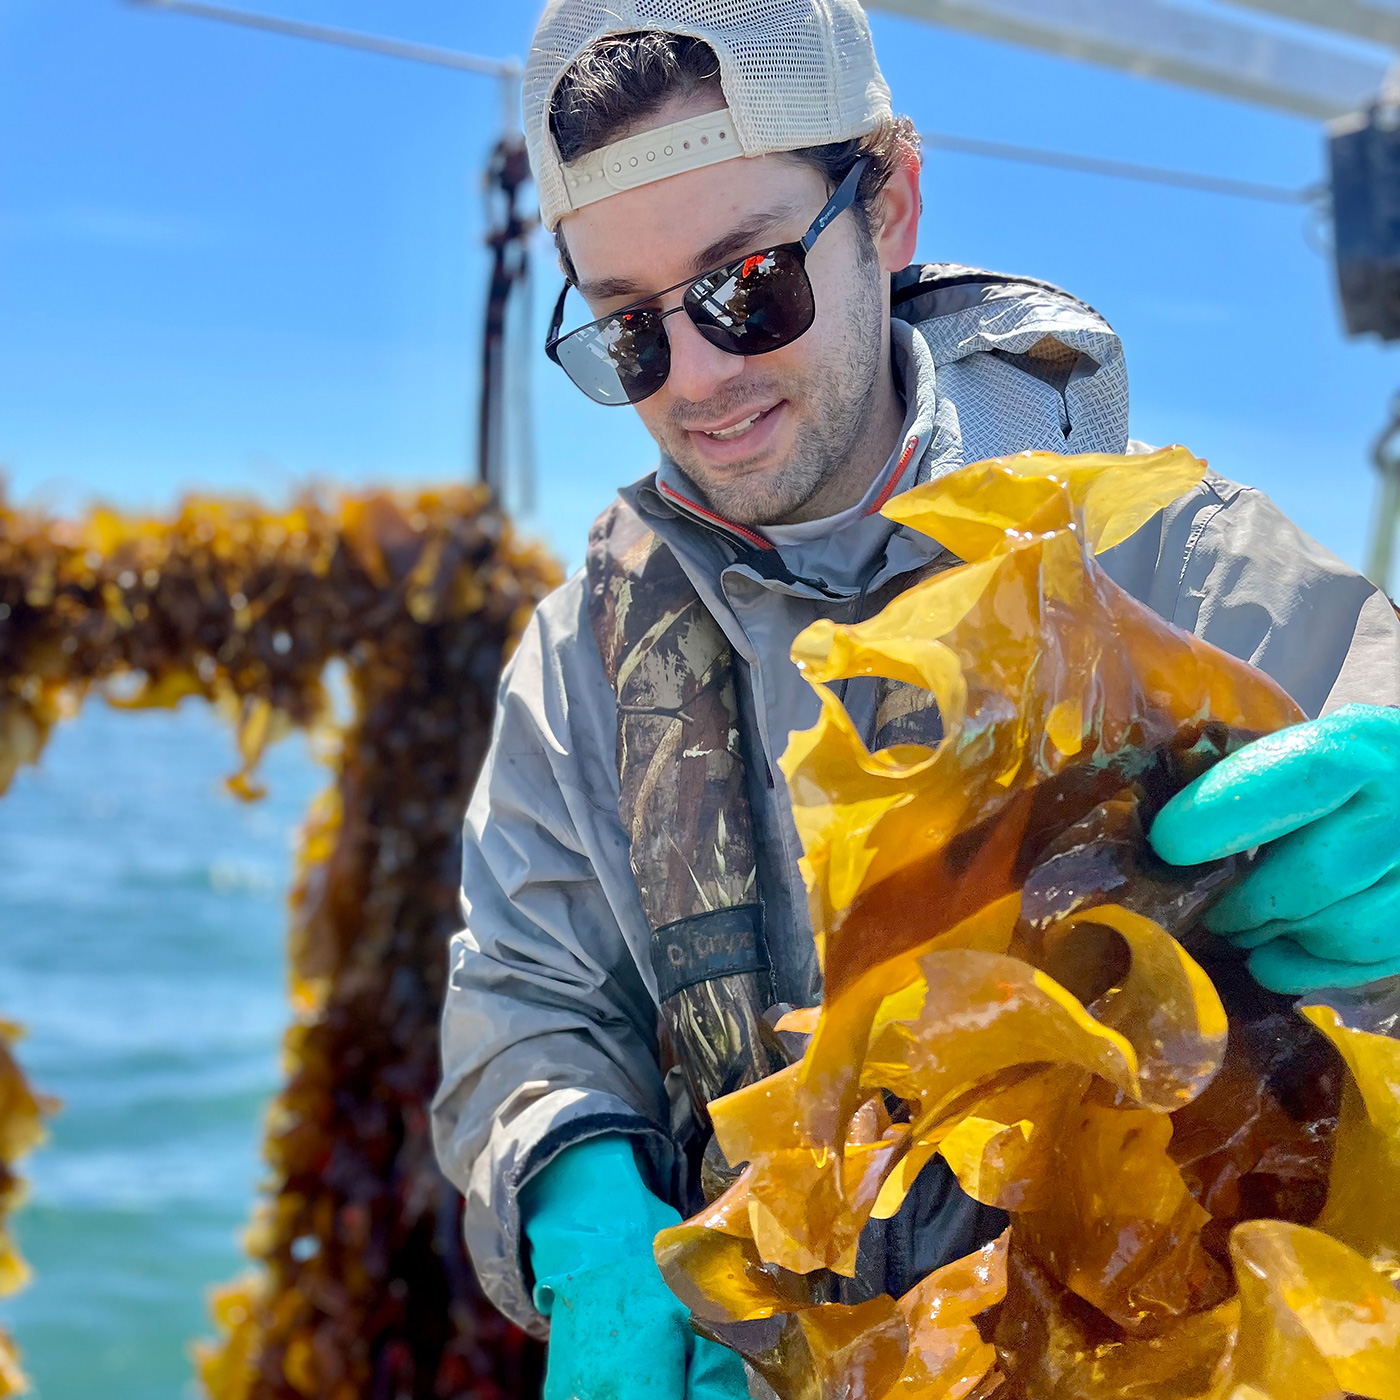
{"left": 524, "top": 0, "right": 893, "bottom": 232}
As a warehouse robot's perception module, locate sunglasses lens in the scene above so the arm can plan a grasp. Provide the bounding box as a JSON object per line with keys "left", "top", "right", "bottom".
{"left": 684, "top": 248, "right": 815, "bottom": 355}
{"left": 555, "top": 310, "right": 671, "bottom": 406}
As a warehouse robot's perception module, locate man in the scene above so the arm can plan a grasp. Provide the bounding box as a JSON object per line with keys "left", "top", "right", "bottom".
{"left": 432, "top": 4, "right": 1400, "bottom": 1397}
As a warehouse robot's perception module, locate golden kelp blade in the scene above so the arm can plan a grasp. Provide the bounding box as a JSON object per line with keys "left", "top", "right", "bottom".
{"left": 861, "top": 946, "right": 1140, "bottom": 1126}
{"left": 993, "top": 1247, "right": 1242, "bottom": 1400}
{"left": 895, "top": 1235, "right": 1006, "bottom": 1399}
{"left": 657, "top": 450, "right": 1400, "bottom": 1400}
{"left": 917, "top": 1067, "right": 1090, "bottom": 1217}
{"left": 882, "top": 446, "right": 1207, "bottom": 559}
{"left": 1014, "top": 1093, "right": 1229, "bottom": 1331}
{"left": 1035, "top": 906, "right": 1228, "bottom": 1112}
{"left": 1302, "top": 1000, "right": 1400, "bottom": 1275}
{"left": 1230, "top": 1221, "right": 1400, "bottom": 1399}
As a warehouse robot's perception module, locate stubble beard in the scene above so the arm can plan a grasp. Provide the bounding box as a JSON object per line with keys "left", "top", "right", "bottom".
{"left": 661, "top": 261, "right": 888, "bottom": 529}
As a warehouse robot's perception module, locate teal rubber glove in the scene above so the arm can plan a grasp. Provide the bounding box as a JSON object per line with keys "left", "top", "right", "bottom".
{"left": 1150, "top": 703, "right": 1400, "bottom": 995}
{"left": 521, "top": 1135, "right": 749, "bottom": 1400}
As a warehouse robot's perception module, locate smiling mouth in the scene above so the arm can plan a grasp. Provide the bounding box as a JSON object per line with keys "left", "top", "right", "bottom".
{"left": 697, "top": 406, "right": 776, "bottom": 442}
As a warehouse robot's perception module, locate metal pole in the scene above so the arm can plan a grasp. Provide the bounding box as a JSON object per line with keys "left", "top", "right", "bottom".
{"left": 127, "top": 0, "right": 536, "bottom": 492}
{"left": 1367, "top": 393, "right": 1400, "bottom": 595}
{"left": 478, "top": 133, "right": 536, "bottom": 493}
{"left": 1369, "top": 473, "right": 1400, "bottom": 595}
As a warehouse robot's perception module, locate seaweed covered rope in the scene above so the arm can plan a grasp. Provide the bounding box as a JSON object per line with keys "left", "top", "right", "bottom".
{"left": 0, "top": 484, "right": 559, "bottom": 1399}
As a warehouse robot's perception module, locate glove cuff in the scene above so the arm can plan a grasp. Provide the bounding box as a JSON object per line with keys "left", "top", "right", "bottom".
{"left": 522, "top": 1135, "right": 681, "bottom": 1290}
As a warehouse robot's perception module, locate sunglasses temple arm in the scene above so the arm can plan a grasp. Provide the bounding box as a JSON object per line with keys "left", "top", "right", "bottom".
{"left": 801, "top": 155, "right": 872, "bottom": 253}
{"left": 545, "top": 281, "right": 570, "bottom": 354}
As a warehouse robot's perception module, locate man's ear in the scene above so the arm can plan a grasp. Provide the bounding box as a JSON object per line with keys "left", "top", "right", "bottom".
{"left": 873, "top": 147, "right": 922, "bottom": 275}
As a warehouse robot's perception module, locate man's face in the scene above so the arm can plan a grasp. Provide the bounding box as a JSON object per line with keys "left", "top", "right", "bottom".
{"left": 559, "top": 109, "right": 917, "bottom": 527}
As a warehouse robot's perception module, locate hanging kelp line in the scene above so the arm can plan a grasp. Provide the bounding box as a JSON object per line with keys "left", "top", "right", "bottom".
{"left": 0, "top": 483, "right": 558, "bottom": 1397}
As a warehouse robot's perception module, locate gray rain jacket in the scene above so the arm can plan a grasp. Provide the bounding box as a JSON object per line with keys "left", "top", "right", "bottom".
{"left": 432, "top": 265, "right": 1400, "bottom": 1335}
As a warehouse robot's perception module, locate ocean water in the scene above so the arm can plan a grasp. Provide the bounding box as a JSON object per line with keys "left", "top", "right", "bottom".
{"left": 0, "top": 699, "right": 324, "bottom": 1398}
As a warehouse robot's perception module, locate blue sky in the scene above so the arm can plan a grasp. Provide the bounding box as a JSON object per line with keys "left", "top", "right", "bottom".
{"left": 2, "top": 0, "right": 1397, "bottom": 573}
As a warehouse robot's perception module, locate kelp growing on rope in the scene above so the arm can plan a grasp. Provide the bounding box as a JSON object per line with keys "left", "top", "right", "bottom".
{"left": 657, "top": 446, "right": 1400, "bottom": 1399}
{"left": 0, "top": 483, "right": 559, "bottom": 1398}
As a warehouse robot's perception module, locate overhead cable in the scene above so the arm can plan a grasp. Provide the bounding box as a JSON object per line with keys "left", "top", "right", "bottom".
{"left": 125, "top": 0, "right": 522, "bottom": 78}
{"left": 124, "top": 1, "right": 1324, "bottom": 209}
{"left": 921, "top": 129, "right": 1322, "bottom": 205}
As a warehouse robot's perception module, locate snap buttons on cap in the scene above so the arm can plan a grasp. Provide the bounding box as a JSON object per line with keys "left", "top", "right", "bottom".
{"left": 557, "top": 107, "right": 746, "bottom": 216}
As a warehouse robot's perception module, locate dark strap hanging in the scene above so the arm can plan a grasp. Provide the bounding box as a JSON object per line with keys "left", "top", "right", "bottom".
{"left": 586, "top": 500, "right": 786, "bottom": 1135}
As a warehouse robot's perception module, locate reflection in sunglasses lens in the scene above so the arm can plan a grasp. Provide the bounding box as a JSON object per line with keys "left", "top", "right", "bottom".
{"left": 560, "top": 309, "right": 670, "bottom": 405}
{"left": 688, "top": 249, "right": 812, "bottom": 354}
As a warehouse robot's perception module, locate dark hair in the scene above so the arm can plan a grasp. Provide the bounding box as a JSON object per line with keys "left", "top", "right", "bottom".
{"left": 548, "top": 31, "right": 920, "bottom": 280}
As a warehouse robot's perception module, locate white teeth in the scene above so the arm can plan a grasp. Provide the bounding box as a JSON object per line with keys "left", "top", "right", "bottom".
{"left": 706, "top": 411, "right": 762, "bottom": 441}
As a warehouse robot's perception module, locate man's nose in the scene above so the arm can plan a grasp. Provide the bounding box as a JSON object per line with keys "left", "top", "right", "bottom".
{"left": 663, "top": 308, "right": 746, "bottom": 404}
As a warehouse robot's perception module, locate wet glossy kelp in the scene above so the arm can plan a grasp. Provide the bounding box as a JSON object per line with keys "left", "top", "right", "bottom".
{"left": 0, "top": 485, "right": 558, "bottom": 1397}
{"left": 657, "top": 447, "right": 1400, "bottom": 1400}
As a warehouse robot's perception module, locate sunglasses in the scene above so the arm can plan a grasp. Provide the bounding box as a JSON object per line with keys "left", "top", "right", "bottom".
{"left": 545, "top": 156, "right": 871, "bottom": 407}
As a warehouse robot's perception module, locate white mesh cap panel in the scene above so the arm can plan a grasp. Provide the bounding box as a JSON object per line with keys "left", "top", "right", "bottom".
{"left": 525, "top": 0, "right": 893, "bottom": 230}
